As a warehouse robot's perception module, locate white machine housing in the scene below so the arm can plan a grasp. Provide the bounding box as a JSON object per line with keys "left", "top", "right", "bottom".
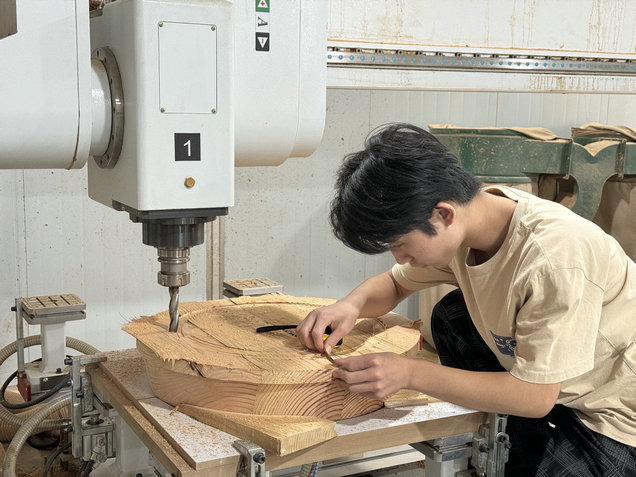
{"left": 0, "top": 0, "right": 327, "bottom": 215}
{"left": 89, "top": 0, "right": 235, "bottom": 212}
{"left": 0, "top": 1, "right": 92, "bottom": 169}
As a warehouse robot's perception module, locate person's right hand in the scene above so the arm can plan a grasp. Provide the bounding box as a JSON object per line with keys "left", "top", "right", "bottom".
{"left": 296, "top": 301, "right": 359, "bottom": 353}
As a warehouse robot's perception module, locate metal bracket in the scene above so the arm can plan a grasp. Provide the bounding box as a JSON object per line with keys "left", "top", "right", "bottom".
{"left": 410, "top": 413, "right": 508, "bottom": 476}
{"left": 233, "top": 440, "right": 269, "bottom": 477}
{"left": 12, "top": 295, "right": 85, "bottom": 398}
{"left": 471, "top": 413, "right": 510, "bottom": 477}
{"left": 411, "top": 432, "right": 473, "bottom": 477}
{"left": 66, "top": 353, "right": 114, "bottom": 463}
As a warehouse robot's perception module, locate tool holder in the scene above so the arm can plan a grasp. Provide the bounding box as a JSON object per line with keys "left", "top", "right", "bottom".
{"left": 12, "top": 294, "right": 85, "bottom": 399}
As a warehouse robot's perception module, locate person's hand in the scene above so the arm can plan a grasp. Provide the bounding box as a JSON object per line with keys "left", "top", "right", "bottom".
{"left": 332, "top": 352, "right": 410, "bottom": 399}
{"left": 296, "top": 301, "right": 358, "bottom": 353}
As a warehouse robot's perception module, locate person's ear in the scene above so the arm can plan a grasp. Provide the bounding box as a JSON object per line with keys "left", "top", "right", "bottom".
{"left": 433, "top": 202, "right": 456, "bottom": 226}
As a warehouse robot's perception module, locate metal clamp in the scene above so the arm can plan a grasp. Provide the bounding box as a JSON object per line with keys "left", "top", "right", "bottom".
{"left": 66, "top": 354, "right": 114, "bottom": 462}
{"left": 412, "top": 433, "right": 473, "bottom": 476}
{"left": 233, "top": 440, "right": 269, "bottom": 477}
{"left": 471, "top": 413, "right": 510, "bottom": 477}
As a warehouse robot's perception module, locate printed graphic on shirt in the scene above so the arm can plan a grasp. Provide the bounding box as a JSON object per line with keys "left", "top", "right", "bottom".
{"left": 490, "top": 331, "right": 517, "bottom": 357}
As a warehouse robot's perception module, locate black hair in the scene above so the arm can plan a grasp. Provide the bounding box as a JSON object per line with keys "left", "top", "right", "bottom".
{"left": 330, "top": 123, "right": 481, "bottom": 254}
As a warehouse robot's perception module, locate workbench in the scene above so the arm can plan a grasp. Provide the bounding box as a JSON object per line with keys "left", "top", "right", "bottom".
{"left": 88, "top": 349, "right": 487, "bottom": 476}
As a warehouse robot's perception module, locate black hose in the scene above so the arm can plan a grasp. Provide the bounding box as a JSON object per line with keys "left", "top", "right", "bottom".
{"left": 41, "top": 440, "right": 72, "bottom": 477}
{"left": 76, "top": 459, "right": 93, "bottom": 477}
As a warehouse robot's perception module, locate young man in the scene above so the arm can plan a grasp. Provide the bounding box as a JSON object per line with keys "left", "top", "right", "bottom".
{"left": 295, "top": 123, "right": 636, "bottom": 476}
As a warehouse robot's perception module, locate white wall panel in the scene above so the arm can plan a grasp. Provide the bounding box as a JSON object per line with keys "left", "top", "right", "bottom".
{"left": 0, "top": 171, "right": 24, "bottom": 377}
{"left": 327, "top": 0, "right": 636, "bottom": 56}
{"left": 224, "top": 90, "right": 401, "bottom": 308}
{"left": 496, "top": 93, "right": 611, "bottom": 134}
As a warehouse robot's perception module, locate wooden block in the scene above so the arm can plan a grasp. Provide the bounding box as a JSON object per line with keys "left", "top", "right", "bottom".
{"left": 175, "top": 404, "right": 336, "bottom": 456}
{"left": 124, "top": 294, "right": 421, "bottom": 421}
{"left": 384, "top": 389, "right": 435, "bottom": 408}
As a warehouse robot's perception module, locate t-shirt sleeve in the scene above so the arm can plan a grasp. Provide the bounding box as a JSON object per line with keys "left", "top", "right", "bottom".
{"left": 391, "top": 263, "right": 458, "bottom": 291}
{"left": 510, "top": 267, "right": 604, "bottom": 384}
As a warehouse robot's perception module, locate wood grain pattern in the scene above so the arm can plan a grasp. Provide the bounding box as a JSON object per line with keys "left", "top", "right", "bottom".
{"left": 384, "top": 389, "right": 435, "bottom": 408}
{"left": 175, "top": 404, "right": 337, "bottom": 456}
{"left": 124, "top": 294, "right": 421, "bottom": 420}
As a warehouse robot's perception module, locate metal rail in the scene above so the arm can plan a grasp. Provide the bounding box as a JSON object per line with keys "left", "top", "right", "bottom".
{"left": 327, "top": 47, "right": 636, "bottom": 76}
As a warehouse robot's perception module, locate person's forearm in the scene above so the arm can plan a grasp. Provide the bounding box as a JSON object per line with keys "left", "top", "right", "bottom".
{"left": 340, "top": 270, "right": 411, "bottom": 318}
{"left": 407, "top": 359, "right": 560, "bottom": 418}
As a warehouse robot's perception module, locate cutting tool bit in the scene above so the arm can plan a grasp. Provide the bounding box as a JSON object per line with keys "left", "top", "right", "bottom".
{"left": 168, "top": 286, "right": 179, "bottom": 332}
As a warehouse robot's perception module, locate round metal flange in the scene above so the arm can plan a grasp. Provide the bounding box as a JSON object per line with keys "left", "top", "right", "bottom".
{"left": 91, "top": 46, "right": 124, "bottom": 169}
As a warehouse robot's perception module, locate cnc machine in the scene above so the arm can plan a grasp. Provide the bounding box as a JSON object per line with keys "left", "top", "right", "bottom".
{"left": 0, "top": 0, "right": 326, "bottom": 331}
{"left": 0, "top": 1, "right": 327, "bottom": 473}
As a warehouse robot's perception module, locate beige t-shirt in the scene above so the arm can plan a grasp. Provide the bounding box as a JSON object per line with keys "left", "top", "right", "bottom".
{"left": 392, "top": 186, "right": 636, "bottom": 447}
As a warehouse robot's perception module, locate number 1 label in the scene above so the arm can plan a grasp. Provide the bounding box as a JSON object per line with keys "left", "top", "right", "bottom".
{"left": 174, "top": 133, "right": 201, "bottom": 161}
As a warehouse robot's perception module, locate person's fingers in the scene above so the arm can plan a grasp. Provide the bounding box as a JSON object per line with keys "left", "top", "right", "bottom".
{"left": 332, "top": 376, "right": 386, "bottom": 399}
{"left": 332, "top": 362, "right": 376, "bottom": 385}
{"left": 333, "top": 355, "right": 374, "bottom": 372}
{"left": 323, "top": 331, "right": 344, "bottom": 354}
{"left": 310, "top": 315, "right": 332, "bottom": 351}
{"left": 296, "top": 311, "right": 318, "bottom": 349}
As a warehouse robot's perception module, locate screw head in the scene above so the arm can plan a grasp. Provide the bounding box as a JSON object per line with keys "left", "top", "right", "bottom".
{"left": 184, "top": 177, "right": 196, "bottom": 188}
{"left": 253, "top": 452, "right": 265, "bottom": 464}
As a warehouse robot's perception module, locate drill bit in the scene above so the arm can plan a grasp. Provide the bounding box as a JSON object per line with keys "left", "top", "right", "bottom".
{"left": 168, "top": 286, "right": 179, "bottom": 332}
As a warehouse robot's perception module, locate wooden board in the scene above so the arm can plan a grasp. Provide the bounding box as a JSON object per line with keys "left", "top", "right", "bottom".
{"left": 384, "top": 389, "right": 436, "bottom": 409}
{"left": 175, "top": 404, "right": 336, "bottom": 456}
{"left": 124, "top": 294, "right": 422, "bottom": 421}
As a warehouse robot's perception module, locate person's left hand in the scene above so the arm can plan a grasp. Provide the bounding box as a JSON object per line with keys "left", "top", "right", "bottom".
{"left": 332, "top": 352, "right": 411, "bottom": 399}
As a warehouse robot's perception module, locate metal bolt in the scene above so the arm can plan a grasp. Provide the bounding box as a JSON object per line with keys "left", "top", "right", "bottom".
{"left": 211, "top": 25, "right": 216, "bottom": 31}
{"left": 158, "top": 21, "right": 164, "bottom": 27}
{"left": 184, "top": 177, "right": 196, "bottom": 188}
{"left": 253, "top": 452, "right": 265, "bottom": 464}
{"left": 160, "top": 107, "right": 165, "bottom": 113}
{"left": 56, "top": 368, "right": 62, "bottom": 374}
{"left": 479, "top": 443, "right": 490, "bottom": 453}
{"left": 211, "top": 108, "right": 216, "bottom": 113}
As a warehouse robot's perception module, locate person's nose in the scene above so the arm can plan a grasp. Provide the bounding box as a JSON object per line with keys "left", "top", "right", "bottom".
{"left": 392, "top": 250, "right": 412, "bottom": 265}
